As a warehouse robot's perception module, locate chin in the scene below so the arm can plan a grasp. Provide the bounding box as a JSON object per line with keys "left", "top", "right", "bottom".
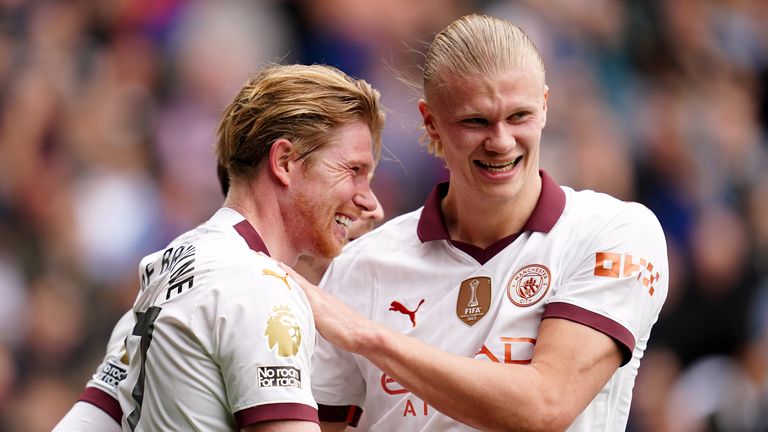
{"left": 313, "top": 238, "right": 343, "bottom": 260}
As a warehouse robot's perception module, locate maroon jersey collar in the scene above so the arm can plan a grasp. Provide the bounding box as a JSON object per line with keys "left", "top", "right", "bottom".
{"left": 416, "top": 170, "right": 566, "bottom": 264}
{"left": 233, "top": 219, "right": 271, "bottom": 256}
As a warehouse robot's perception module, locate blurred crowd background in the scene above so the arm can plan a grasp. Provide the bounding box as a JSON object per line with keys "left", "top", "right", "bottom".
{"left": 0, "top": 0, "right": 766, "bottom": 431}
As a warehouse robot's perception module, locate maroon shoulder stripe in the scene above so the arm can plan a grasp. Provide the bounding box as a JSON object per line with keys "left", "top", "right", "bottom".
{"left": 78, "top": 387, "right": 121, "bottom": 425}
{"left": 235, "top": 402, "right": 318, "bottom": 428}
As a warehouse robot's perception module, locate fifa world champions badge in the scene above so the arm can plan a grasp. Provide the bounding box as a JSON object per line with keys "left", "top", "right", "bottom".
{"left": 457, "top": 277, "right": 491, "bottom": 326}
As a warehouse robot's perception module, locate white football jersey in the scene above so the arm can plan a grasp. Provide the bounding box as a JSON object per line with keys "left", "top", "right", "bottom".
{"left": 117, "top": 207, "right": 317, "bottom": 431}
{"left": 312, "top": 171, "right": 668, "bottom": 431}
{"left": 76, "top": 310, "right": 134, "bottom": 424}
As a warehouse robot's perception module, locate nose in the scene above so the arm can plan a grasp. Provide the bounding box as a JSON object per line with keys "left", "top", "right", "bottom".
{"left": 362, "top": 191, "right": 385, "bottom": 222}
{"left": 483, "top": 123, "right": 516, "bottom": 153}
{"left": 353, "top": 184, "right": 378, "bottom": 214}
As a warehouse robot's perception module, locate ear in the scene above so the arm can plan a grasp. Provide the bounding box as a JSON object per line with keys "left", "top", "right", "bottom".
{"left": 418, "top": 99, "right": 440, "bottom": 142}
{"left": 269, "top": 138, "right": 300, "bottom": 186}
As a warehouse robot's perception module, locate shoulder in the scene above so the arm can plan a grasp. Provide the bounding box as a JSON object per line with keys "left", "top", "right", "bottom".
{"left": 552, "top": 188, "right": 668, "bottom": 272}
{"left": 196, "top": 251, "right": 312, "bottom": 328}
{"left": 338, "top": 208, "right": 422, "bottom": 258}
{"left": 207, "top": 247, "right": 284, "bottom": 290}
{"left": 561, "top": 187, "right": 663, "bottom": 236}
{"left": 320, "top": 209, "right": 422, "bottom": 295}
{"left": 146, "top": 221, "right": 277, "bottom": 293}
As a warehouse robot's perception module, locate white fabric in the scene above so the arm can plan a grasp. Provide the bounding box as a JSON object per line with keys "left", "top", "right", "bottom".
{"left": 52, "top": 401, "right": 122, "bottom": 432}
{"left": 117, "top": 207, "right": 317, "bottom": 431}
{"left": 312, "top": 186, "right": 668, "bottom": 431}
{"left": 85, "top": 310, "right": 134, "bottom": 399}
{"left": 54, "top": 310, "right": 133, "bottom": 428}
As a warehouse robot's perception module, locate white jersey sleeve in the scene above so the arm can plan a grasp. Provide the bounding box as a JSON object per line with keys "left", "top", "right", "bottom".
{"left": 544, "top": 201, "right": 669, "bottom": 364}
{"left": 207, "top": 257, "right": 318, "bottom": 424}
{"left": 118, "top": 212, "right": 319, "bottom": 430}
{"left": 311, "top": 260, "right": 367, "bottom": 425}
{"left": 67, "top": 309, "right": 134, "bottom": 424}
{"left": 52, "top": 401, "right": 122, "bottom": 432}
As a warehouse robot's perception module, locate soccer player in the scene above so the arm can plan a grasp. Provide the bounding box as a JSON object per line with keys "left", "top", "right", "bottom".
{"left": 53, "top": 63, "right": 384, "bottom": 431}
{"left": 54, "top": 172, "right": 385, "bottom": 432}
{"left": 285, "top": 14, "right": 669, "bottom": 431}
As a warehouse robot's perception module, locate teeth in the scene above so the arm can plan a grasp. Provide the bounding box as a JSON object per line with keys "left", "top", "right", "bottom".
{"left": 477, "top": 157, "right": 522, "bottom": 173}
{"left": 335, "top": 215, "right": 352, "bottom": 227}
{"left": 478, "top": 160, "right": 514, "bottom": 172}
{"left": 484, "top": 161, "right": 512, "bottom": 167}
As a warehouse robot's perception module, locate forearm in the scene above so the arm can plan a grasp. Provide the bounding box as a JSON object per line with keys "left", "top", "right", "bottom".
{"left": 355, "top": 318, "right": 620, "bottom": 432}
{"left": 280, "top": 261, "right": 620, "bottom": 431}
{"left": 358, "top": 324, "right": 557, "bottom": 431}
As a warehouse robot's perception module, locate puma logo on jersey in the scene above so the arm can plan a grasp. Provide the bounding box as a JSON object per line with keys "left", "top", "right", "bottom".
{"left": 263, "top": 269, "right": 291, "bottom": 290}
{"left": 389, "top": 299, "right": 425, "bottom": 327}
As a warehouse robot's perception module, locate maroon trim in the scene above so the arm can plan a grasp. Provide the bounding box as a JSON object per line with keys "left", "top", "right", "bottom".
{"left": 416, "top": 182, "right": 449, "bottom": 243}
{"left": 520, "top": 171, "right": 566, "bottom": 233}
{"left": 542, "top": 302, "right": 635, "bottom": 366}
{"left": 78, "top": 387, "right": 121, "bottom": 425}
{"left": 233, "top": 219, "right": 270, "bottom": 255}
{"left": 318, "top": 404, "right": 363, "bottom": 427}
{"left": 416, "top": 170, "right": 566, "bottom": 264}
{"left": 235, "top": 402, "right": 318, "bottom": 427}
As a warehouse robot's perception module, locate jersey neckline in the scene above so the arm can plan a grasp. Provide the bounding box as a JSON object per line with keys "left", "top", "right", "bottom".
{"left": 416, "top": 170, "right": 565, "bottom": 264}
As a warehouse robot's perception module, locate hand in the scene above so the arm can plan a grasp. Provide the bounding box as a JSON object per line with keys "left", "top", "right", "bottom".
{"left": 277, "top": 261, "right": 377, "bottom": 355}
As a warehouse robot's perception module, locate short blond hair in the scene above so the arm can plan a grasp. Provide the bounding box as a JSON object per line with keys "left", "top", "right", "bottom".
{"left": 422, "top": 14, "right": 545, "bottom": 156}
{"left": 217, "top": 64, "right": 384, "bottom": 180}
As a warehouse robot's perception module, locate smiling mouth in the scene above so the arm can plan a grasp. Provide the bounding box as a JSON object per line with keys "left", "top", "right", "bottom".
{"left": 475, "top": 156, "right": 523, "bottom": 173}
{"left": 334, "top": 214, "right": 352, "bottom": 228}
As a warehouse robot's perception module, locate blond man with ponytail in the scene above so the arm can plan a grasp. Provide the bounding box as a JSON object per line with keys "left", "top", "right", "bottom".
{"left": 293, "top": 15, "right": 668, "bottom": 432}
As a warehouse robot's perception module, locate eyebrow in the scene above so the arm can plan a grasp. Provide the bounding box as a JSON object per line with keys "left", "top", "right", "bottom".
{"left": 454, "top": 102, "right": 539, "bottom": 118}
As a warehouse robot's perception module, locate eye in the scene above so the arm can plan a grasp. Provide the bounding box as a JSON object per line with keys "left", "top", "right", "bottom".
{"left": 461, "top": 118, "right": 488, "bottom": 127}
{"left": 509, "top": 111, "right": 530, "bottom": 122}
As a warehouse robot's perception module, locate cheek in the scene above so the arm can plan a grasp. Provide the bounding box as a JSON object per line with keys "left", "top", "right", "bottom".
{"left": 442, "top": 129, "right": 479, "bottom": 152}
{"left": 519, "top": 124, "right": 543, "bottom": 147}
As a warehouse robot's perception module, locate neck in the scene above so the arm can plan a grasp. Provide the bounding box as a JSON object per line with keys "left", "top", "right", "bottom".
{"left": 223, "top": 174, "right": 300, "bottom": 265}
{"left": 442, "top": 176, "right": 542, "bottom": 249}
{"left": 293, "top": 255, "right": 331, "bottom": 285}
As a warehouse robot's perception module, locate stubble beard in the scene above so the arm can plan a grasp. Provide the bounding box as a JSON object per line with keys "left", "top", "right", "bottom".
{"left": 287, "top": 190, "right": 342, "bottom": 260}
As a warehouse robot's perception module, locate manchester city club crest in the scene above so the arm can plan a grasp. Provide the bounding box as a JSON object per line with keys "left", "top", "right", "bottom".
{"left": 507, "top": 264, "right": 551, "bottom": 307}
{"left": 456, "top": 276, "right": 491, "bottom": 326}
